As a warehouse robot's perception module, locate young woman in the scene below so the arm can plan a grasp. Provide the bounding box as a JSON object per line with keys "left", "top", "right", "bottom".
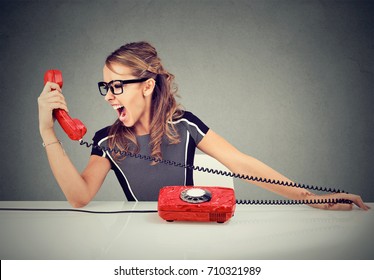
{"left": 38, "top": 41, "right": 370, "bottom": 210}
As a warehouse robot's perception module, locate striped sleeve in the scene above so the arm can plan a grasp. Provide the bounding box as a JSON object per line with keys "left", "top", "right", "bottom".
{"left": 90, "top": 126, "right": 111, "bottom": 157}
{"left": 175, "top": 111, "right": 209, "bottom": 145}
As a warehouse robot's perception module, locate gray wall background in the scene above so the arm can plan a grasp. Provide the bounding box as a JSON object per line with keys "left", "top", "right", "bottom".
{"left": 0, "top": 0, "right": 373, "bottom": 202}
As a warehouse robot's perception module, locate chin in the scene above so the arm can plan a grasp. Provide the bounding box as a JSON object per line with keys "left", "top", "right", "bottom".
{"left": 121, "top": 121, "right": 133, "bottom": 128}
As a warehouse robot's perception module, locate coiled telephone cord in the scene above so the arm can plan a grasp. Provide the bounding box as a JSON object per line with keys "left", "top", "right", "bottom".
{"left": 79, "top": 140, "right": 352, "bottom": 206}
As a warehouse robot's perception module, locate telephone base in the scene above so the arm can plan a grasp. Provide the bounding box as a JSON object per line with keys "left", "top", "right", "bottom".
{"left": 158, "top": 186, "right": 236, "bottom": 223}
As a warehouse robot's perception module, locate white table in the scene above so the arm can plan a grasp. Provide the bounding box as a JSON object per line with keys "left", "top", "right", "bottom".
{"left": 0, "top": 201, "right": 373, "bottom": 260}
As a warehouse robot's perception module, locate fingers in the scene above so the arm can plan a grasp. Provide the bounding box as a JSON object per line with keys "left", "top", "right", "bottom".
{"left": 344, "top": 194, "right": 371, "bottom": 211}
{"left": 38, "top": 83, "right": 69, "bottom": 112}
{"left": 42, "top": 92, "right": 69, "bottom": 112}
{"left": 40, "top": 81, "right": 62, "bottom": 96}
{"left": 38, "top": 82, "right": 69, "bottom": 133}
{"left": 38, "top": 94, "right": 69, "bottom": 112}
{"left": 309, "top": 193, "right": 371, "bottom": 211}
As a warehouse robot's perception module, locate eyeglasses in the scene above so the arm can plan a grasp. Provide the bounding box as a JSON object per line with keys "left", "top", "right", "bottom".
{"left": 98, "top": 78, "right": 148, "bottom": 96}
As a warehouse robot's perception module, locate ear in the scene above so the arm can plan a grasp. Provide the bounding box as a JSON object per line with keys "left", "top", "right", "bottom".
{"left": 143, "top": 78, "right": 156, "bottom": 97}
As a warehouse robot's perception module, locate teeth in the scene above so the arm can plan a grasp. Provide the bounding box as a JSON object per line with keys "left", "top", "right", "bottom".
{"left": 112, "top": 105, "right": 124, "bottom": 110}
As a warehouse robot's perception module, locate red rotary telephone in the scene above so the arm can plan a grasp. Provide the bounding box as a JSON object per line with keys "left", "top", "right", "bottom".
{"left": 158, "top": 186, "right": 236, "bottom": 223}
{"left": 44, "top": 70, "right": 87, "bottom": 141}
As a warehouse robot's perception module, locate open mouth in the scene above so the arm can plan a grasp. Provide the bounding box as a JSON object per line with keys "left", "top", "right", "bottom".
{"left": 112, "top": 104, "right": 127, "bottom": 121}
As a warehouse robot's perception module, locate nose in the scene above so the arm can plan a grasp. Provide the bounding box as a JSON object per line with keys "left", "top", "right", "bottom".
{"left": 104, "top": 89, "right": 115, "bottom": 102}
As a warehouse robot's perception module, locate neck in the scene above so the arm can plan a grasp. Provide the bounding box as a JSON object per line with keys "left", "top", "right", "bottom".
{"left": 134, "top": 124, "right": 150, "bottom": 136}
{"left": 134, "top": 107, "right": 151, "bottom": 136}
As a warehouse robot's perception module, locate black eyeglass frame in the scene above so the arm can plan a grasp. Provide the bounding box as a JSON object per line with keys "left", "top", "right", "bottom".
{"left": 98, "top": 78, "right": 149, "bottom": 96}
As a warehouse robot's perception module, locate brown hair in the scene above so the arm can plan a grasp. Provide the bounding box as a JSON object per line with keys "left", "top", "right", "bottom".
{"left": 105, "top": 41, "right": 183, "bottom": 163}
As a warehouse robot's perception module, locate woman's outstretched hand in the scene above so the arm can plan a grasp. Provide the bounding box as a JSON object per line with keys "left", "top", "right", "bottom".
{"left": 307, "top": 192, "right": 371, "bottom": 211}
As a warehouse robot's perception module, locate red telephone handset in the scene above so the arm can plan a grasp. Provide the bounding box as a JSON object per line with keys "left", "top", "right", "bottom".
{"left": 44, "top": 69, "right": 87, "bottom": 141}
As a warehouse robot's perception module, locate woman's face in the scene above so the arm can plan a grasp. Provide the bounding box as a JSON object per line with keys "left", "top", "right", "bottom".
{"left": 103, "top": 63, "right": 153, "bottom": 135}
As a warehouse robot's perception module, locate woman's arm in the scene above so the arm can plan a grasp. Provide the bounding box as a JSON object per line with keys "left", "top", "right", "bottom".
{"left": 38, "top": 82, "right": 111, "bottom": 208}
{"left": 197, "top": 130, "right": 370, "bottom": 211}
{"left": 44, "top": 137, "right": 110, "bottom": 208}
